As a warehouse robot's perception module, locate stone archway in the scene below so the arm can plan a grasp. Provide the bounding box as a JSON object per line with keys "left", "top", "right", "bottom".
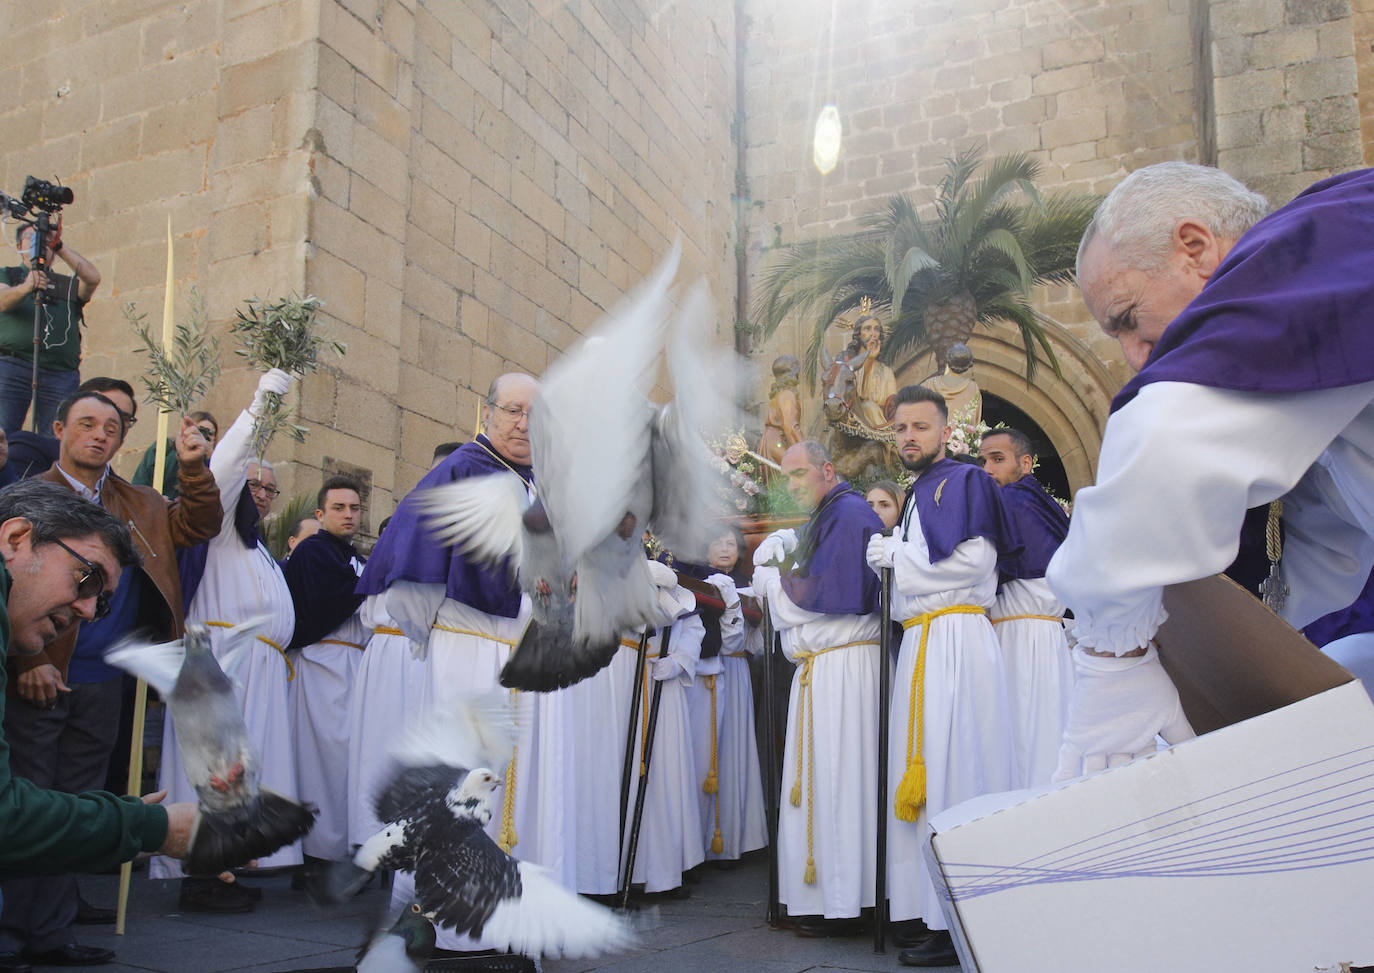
{"left": 892, "top": 316, "right": 1120, "bottom": 495}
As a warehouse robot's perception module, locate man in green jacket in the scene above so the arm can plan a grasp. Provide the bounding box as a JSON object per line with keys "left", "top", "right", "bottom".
{"left": 0, "top": 479, "right": 195, "bottom": 973}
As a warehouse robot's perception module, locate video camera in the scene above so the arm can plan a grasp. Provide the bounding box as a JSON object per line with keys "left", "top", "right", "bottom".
{"left": 0, "top": 176, "right": 74, "bottom": 301}
{"left": 21, "top": 176, "right": 73, "bottom": 214}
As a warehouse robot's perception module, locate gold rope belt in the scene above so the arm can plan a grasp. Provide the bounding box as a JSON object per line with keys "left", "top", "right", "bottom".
{"left": 791, "top": 638, "right": 880, "bottom": 884}
{"left": 637, "top": 651, "right": 669, "bottom": 774}
{"left": 725, "top": 651, "right": 750, "bottom": 658}
{"left": 204, "top": 621, "right": 294, "bottom": 681}
{"left": 702, "top": 674, "right": 723, "bottom": 855}
{"left": 372, "top": 626, "right": 404, "bottom": 636}
{"left": 430, "top": 623, "right": 521, "bottom": 852}
{"left": 318, "top": 638, "right": 365, "bottom": 650}
{"left": 990, "top": 613, "right": 1063, "bottom": 625}
{"left": 895, "top": 605, "right": 988, "bottom": 822}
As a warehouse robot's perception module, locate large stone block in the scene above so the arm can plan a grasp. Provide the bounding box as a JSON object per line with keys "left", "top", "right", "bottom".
{"left": 1286, "top": 55, "right": 1358, "bottom": 101}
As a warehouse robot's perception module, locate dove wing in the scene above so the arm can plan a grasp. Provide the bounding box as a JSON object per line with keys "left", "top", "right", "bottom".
{"left": 104, "top": 633, "right": 185, "bottom": 696}
{"left": 412, "top": 821, "right": 521, "bottom": 939}
{"left": 415, "top": 472, "right": 530, "bottom": 566}
{"left": 533, "top": 242, "right": 680, "bottom": 562}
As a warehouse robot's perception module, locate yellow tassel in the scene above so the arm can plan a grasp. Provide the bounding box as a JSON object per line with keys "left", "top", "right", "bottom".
{"left": 803, "top": 857, "right": 817, "bottom": 884}
{"left": 894, "top": 757, "right": 927, "bottom": 822}
{"left": 710, "top": 830, "right": 723, "bottom": 855}
{"left": 703, "top": 772, "right": 719, "bottom": 795}
{"left": 790, "top": 777, "right": 802, "bottom": 807}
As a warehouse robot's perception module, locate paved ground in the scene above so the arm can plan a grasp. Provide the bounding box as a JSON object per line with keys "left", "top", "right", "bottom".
{"left": 71, "top": 856, "right": 959, "bottom": 973}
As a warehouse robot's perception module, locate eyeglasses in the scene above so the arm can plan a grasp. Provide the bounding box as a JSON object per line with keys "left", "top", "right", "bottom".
{"left": 118, "top": 411, "right": 137, "bottom": 429}
{"left": 488, "top": 402, "right": 532, "bottom": 422}
{"left": 50, "top": 537, "right": 111, "bottom": 621}
{"left": 246, "top": 479, "right": 280, "bottom": 498}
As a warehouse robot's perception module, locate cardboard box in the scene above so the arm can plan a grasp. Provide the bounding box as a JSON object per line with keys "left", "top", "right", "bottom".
{"left": 925, "top": 576, "right": 1374, "bottom": 972}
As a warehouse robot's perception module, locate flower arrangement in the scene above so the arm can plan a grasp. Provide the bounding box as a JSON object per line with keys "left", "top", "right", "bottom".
{"left": 707, "top": 431, "right": 767, "bottom": 515}
{"left": 127, "top": 287, "right": 221, "bottom": 416}
{"left": 229, "top": 295, "right": 346, "bottom": 453}
{"left": 945, "top": 401, "right": 991, "bottom": 458}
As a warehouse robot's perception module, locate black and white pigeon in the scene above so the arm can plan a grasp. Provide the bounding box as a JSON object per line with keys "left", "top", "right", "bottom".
{"left": 418, "top": 243, "right": 737, "bottom": 691}
{"left": 105, "top": 621, "right": 316, "bottom": 875}
{"left": 328, "top": 691, "right": 636, "bottom": 960}
{"left": 355, "top": 904, "right": 435, "bottom": 973}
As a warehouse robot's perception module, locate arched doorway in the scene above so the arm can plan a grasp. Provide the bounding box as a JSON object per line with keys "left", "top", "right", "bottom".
{"left": 892, "top": 315, "right": 1122, "bottom": 497}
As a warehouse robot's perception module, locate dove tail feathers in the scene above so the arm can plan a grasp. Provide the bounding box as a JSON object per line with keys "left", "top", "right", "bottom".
{"left": 185, "top": 788, "right": 316, "bottom": 876}
{"left": 480, "top": 861, "right": 639, "bottom": 959}
{"left": 499, "top": 620, "right": 618, "bottom": 692}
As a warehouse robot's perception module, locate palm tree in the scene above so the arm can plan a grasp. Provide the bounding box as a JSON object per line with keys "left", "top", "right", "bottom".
{"left": 753, "top": 146, "right": 1098, "bottom": 382}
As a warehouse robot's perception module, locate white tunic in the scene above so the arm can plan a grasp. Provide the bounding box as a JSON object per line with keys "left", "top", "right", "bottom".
{"left": 1048, "top": 380, "right": 1374, "bottom": 651}
{"left": 346, "top": 591, "right": 427, "bottom": 848}
{"left": 754, "top": 568, "right": 882, "bottom": 920}
{"left": 291, "top": 545, "right": 367, "bottom": 861}
{"left": 885, "top": 520, "right": 1018, "bottom": 928}
{"left": 151, "top": 407, "right": 298, "bottom": 878}
{"left": 622, "top": 610, "right": 706, "bottom": 892}
{"left": 993, "top": 577, "right": 1073, "bottom": 788}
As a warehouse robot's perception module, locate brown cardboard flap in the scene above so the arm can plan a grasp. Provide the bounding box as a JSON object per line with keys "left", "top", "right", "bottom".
{"left": 1155, "top": 573, "right": 1352, "bottom": 734}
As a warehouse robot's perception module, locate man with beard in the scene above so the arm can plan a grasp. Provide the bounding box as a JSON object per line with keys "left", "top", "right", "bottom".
{"left": 865, "top": 384, "right": 1021, "bottom": 967}
{"left": 751, "top": 440, "right": 884, "bottom": 938}
{"left": 980, "top": 427, "right": 1074, "bottom": 787}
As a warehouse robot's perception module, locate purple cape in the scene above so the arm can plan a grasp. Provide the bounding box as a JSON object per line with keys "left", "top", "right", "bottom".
{"left": 281, "top": 529, "right": 365, "bottom": 650}
{"left": 780, "top": 482, "right": 882, "bottom": 615}
{"left": 1113, "top": 168, "right": 1374, "bottom": 413}
{"left": 997, "top": 474, "right": 1069, "bottom": 582}
{"left": 1304, "top": 568, "right": 1374, "bottom": 647}
{"left": 355, "top": 435, "right": 533, "bottom": 619}
{"left": 901, "top": 458, "right": 1021, "bottom": 565}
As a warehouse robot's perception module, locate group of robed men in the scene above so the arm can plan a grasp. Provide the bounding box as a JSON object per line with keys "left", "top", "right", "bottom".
{"left": 752, "top": 387, "right": 1070, "bottom": 967}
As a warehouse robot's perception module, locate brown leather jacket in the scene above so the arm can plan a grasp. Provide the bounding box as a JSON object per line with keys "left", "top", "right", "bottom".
{"left": 10, "top": 461, "right": 223, "bottom": 680}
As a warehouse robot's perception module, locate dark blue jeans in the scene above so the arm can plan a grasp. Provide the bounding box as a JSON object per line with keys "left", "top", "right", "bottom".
{"left": 0, "top": 354, "right": 79, "bottom": 434}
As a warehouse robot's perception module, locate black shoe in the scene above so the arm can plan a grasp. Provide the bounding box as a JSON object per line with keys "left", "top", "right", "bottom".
{"left": 897, "top": 929, "right": 958, "bottom": 967}
{"left": 889, "top": 917, "right": 933, "bottom": 947}
{"left": 226, "top": 879, "right": 263, "bottom": 902}
{"left": 21, "top": 944, "right": 115, "bottom": 967}
{"left": 0, "top": 952, "right": 32, "bottom": 973}
{"left": 178, "top": 877, "right": 255, "bottom": 914}
{"left": 794, "top": 915, "right": 866, "bottom": 938}
{"left": 73, "top": 898, "right": 116, "bottom": 925}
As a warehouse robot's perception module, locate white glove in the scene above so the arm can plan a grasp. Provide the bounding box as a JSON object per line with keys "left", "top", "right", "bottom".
{"left": 645, "top": 559, "right": 678, "bottom": 589}
{"left": 706, "top": 573, "right": 740, "bottom": 609}
{"left": 1052, "top": 645, "right": 1196, "bottom": 783}
{"left": 651, "top": 655, "right": 683, "bottom": 681}
{"left": 753, "top": 528, "right": 797, "bottom": 567}
{"left": 865, "top": 532, "right": 896, "bottom": 573}
{"left": 251, "top": 368, "right": 294, "bottom": 416}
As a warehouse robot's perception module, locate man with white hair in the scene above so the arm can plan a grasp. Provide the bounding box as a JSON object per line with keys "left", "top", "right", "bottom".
{"left": 1047, "top": 162, "right": 1374, "bottom": 779}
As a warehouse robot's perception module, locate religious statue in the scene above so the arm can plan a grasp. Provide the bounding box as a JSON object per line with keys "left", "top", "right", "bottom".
{"left": 922, "top": 342, "right": 981, "bottom": 427}
{"left": 758, "top": 354, "right": 804, "bottom": 464}
{"left": 842, "top": 312, "right": 897, "bottom": 431}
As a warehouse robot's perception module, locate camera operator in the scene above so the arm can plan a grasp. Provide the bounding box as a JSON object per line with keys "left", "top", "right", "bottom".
{"left": 0, "top": 221, "right": 101, "bottom": 433}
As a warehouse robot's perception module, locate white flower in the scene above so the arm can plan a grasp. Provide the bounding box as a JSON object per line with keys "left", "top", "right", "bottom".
{"left": 947, "top": 439, "right": 970, "bottom": 455}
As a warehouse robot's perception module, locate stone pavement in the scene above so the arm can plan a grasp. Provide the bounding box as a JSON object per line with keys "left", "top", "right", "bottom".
{"left": 71, "top": 856, "right": 960, "bottom": 973}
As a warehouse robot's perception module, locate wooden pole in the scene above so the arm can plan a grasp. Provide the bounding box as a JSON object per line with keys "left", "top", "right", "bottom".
{"left": 116, "top": 217, "right": 175, "bottom": 935}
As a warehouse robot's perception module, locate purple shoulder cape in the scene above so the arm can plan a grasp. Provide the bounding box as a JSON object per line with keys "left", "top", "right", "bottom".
{"left": 902, "top": 458, "right": 1021, "bottom": 565}
{"left": 1304, "top": 568, "right": 1374, "bottom": 647}
{"left": 780, "top": 482, "right": 883, "bottom": 615}
{"left": 282, "top": 529, "right": 365, "bottom": 650}
{"left": 355, "top": 435, "right": 533, "bottom": 619}
{"left": 997, "top": 474, "right": 1068, "bottom": 581}
{"left": 1113, "top": 168, "right": 1374, "bottom": 413}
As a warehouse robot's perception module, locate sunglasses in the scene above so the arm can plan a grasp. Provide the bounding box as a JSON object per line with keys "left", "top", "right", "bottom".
{"left": 51, "top": 537, "right": 111, "bottom": 621}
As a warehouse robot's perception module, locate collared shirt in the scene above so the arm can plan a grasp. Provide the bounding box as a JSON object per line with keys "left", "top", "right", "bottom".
{"left": 53, "top": 462, "right": 109, "bottom": 505}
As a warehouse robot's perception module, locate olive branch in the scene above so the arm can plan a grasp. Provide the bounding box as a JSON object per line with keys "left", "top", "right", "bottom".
{"left": 127, "top": 286, "right": 222, "bottom": 417}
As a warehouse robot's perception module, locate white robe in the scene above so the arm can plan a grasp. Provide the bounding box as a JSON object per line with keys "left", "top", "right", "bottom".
{"left": 622, "top": 610, "right": 706, "bottom": 892}
{"left": 346, "top": 591, "right": 427, "bottom": 848}
{"left": 885, "top": 525, "right": 1018, "bottom": 928}
{"left": 993, "top": 577, "right": 1074, "bottom": 788}
{"left": 151, "top": 407, "right": 298, "bottom": 878}
{"left": 291, "top": 588, "right": 367, "bottom": 860}
{"left": 754, "top": 570, "right": 882, "bottom": 920}
{"left": 1048, "top": 380, "right": 1374, "bottom": 650}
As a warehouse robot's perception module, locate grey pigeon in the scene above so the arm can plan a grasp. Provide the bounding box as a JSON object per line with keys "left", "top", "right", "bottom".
{"left": 328, "top": 691, "right": 636, "bottom": 960}
{"left": 419, "top": 243, "right": 738, "bottom": 691}
{"left": 355, "top": 904, "right": 435, "bottom": 973}
{"left": 106, "top": 621, "right": 316, "bottom": 875}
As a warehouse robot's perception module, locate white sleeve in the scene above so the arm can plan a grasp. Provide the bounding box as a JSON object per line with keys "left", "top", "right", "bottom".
{"left": 383, "top": 581, "right": 447, "bottom": 646}
{"left": 754, "top": 567, "right": 826, "bottom": 631}
{"left": 1048, "top": 380, "right": 1374, "bottom": 654}
{"left": 665, "top": 611, "right": 705, "bottom": 681}
{"left": 891, "top": 535, "right": 997, "bottom": 597}
{"left": 208, "top": 408, "right": 256, "bottom": 530}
